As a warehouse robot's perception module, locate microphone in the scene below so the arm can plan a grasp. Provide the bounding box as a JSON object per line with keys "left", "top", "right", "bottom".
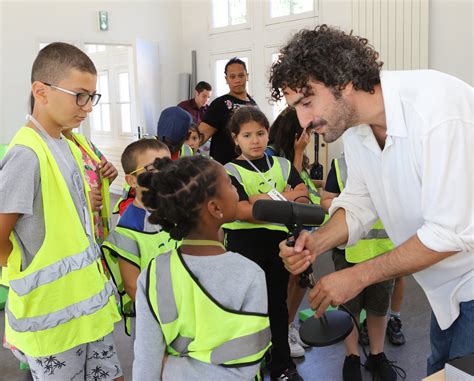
{"left": 252, "top": 200, "right": 326, "bottom": 227}
{"left": 253, "top": 199, "right": 325, "bottom": 288}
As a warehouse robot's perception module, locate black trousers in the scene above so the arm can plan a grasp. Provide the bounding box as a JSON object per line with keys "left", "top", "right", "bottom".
{"left": 226, "top": 228, "right": 294, "bottom": 377}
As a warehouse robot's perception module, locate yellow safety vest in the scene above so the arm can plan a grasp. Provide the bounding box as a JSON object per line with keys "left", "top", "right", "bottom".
{"left": 223, "top": 156, "right": 291, "bottom": 233}
{"left": 147, "top": 249, "right": 271, "bottom": 367}
{"left": 300, "top": 169, "right": 330, "bottom": 224}
{"left": 334, "top": 157, "right": 394, "bottom": 263}
{"left": 70, "top": 132, "right": 111, "bottom": 240}
{"left": 4, "top": 127, "right": 120, "bottom": 357}
{"left": 102, "top": 224, "right": 179, "bottom": 335}
{"left": 180, "top": 143, "right": 194, "bottom": 157}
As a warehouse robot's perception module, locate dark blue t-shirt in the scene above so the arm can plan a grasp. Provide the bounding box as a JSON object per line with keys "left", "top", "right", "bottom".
{"left": 117, "top": 203, "right": 147, "bottom": 232}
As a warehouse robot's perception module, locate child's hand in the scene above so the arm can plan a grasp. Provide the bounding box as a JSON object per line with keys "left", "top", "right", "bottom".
{"left": 294, "top": 129, "right": 311, "bottom": 154}
{"left": 89, "top": 187, "right": 103, "bottom": 211}
{"left": 98, "top": 157, "right": 118, "bottom": 184}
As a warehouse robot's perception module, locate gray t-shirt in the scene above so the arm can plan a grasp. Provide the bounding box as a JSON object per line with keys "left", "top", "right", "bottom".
{"left": 133, "top": 251, "right": 268, "bottom": 381}
{"left": 0, "top": 129, "right": 89, "bottom": 270}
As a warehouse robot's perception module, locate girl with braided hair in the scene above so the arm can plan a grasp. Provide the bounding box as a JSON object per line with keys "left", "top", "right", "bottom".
{"left": 133, "top": 156, "right": 271, "bottom": 381}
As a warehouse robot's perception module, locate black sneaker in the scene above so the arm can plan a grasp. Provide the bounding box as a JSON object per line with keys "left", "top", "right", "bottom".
{"left": 270, "top": 368, "right": 304, "bottom": 381}
{"left": 358, "top": 319, "right": 370, "bottom": 346}
{"left": 387, "top": 316, "right": 406, "bottom": 345}
{"left": 343, "top": 354, "right": 362, "bottom": 381}
{"left": 365, "top": 352, "right": 406, "bottom": 380}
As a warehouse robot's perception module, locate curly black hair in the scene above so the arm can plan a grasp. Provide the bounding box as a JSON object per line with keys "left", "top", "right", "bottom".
{"left": 270, "top": 25, "right": 383, "bottom": 102}
{"left": 138, "top": 156, "right": 220, "bottom": 241}
{"left": 269, "top": 107, "right": 310, "bottom": 170}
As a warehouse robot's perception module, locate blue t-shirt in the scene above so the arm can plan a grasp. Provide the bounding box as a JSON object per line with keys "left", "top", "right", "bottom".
{"left": 117, "top": 203, "right": 147, "bottom": 232}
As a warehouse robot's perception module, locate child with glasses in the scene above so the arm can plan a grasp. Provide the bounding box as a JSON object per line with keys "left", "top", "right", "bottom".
{"left": 0, "top": 42, "right": 123, "bottom": 381}
{"left": 102, "top": 138, "right": 178, "bottom": 341}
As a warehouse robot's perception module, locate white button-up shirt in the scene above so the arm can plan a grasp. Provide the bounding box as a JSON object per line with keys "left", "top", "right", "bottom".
{"left": 330, "top": 70, "right": 473, "bottom": 329}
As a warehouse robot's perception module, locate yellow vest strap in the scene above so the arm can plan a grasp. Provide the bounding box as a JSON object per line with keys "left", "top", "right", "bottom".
{"left": 153, "top": 252, "right": 178, "bottom": 324}
{"left": 106, "top": 230, "right": 140, "bottom": 259}
{"left": 8, "top": 244, "right": 99, "bottom": 297}
{"left": 7, "top": 281, "right": 114, "bottom": 333}
{"left": 365, "top": 229, "right": 389, "bottom": 240}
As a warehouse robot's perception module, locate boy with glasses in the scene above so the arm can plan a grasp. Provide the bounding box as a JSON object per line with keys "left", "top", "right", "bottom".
{"left": 102, "top": 139, "right": 177, "bottom": 340}
{"left": 0, "top": 42, "right": 123, "bottom": 380}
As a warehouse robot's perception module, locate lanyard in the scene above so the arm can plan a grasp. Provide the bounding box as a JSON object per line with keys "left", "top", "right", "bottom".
{"left": 181, "top": 239, "right": 226, "bottom": 251}
{"left": 242, "top": 153, "right": 287, "bottom": 201}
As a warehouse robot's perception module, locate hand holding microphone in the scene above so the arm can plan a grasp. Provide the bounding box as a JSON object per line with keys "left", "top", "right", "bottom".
{"left": 252, "top": 200, "right": 325, "bottom": 288}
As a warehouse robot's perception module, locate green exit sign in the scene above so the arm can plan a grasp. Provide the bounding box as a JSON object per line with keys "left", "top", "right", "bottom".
{"left": 98, "top": 11, "right": 108, "bottom": 31}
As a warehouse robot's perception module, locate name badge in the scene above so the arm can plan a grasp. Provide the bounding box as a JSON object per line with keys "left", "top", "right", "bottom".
{"left": 267, "top": 188, "right": 287, "bottom": 201}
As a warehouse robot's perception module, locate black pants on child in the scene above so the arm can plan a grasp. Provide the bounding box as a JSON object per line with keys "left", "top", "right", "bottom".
{"left": 226, "top": 228, "right": 294, "bottom": 377}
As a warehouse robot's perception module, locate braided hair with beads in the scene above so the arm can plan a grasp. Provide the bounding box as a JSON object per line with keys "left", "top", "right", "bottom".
{"left": 138, "top": 156, "right": 221, "bottom": 241}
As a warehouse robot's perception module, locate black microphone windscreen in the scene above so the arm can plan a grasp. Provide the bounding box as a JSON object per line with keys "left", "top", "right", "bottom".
{"left": 252, "top": 200, "right": 325, "bottom": 226}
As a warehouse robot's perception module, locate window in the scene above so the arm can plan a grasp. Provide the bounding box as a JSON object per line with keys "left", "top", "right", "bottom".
{"left": 266, "top": 0, "right": 316, "bottom": 24}
{"left": 271, "top": 53, "right": 287, "bottom": 120}
{"left": 85, "top": 44, "right": 106, "bottom": 54}
{"left": 118, "top": 72, "right": 132, "bottom": 133}
{"left": 90, "top": 72, "right": 111, "bottom": 132}
{"left": 213, "top": 56, "right": 249, "bottom": 97}
{"left": 212, "top": 0, "right": 247, "bottom": 29}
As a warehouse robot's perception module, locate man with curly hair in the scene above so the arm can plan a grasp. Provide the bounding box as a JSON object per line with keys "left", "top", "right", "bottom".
{"left": 274, "top": 25, "right": 473, "bottom": 379}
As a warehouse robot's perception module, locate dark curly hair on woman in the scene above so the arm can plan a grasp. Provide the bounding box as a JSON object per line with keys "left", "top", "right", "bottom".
{"left": 270, "top": 25, "right": 383, "bottom": 102}
{"left": 138, "top": 156, "right": 220, "bottom": 241}
{"left": 269, "top": 107, "right": 310, "bottom": 170}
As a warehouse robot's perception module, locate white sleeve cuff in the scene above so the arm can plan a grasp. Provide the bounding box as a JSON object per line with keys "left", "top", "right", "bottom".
{"left": 417, "top": 221, "right": 474, "bottom": 253}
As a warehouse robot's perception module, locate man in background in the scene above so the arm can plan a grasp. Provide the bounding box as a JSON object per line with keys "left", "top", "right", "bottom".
{"left": 178, "top": 81, "right": 212, "bottom": 125}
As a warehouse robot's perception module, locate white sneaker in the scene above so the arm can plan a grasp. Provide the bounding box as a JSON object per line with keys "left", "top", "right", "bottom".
{"left": 289, "top": 322, "right": 309, "bottom": 348}
{"left": 288, "top": 333, "right": 305, "bottom": 358}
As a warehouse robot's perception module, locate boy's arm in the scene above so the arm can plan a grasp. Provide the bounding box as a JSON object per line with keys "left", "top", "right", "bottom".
{"left": 0, "top": 213, "right": 19, "bottom": 266}
{"left": 117, "top": 257, "right": 140, "bottom": 301}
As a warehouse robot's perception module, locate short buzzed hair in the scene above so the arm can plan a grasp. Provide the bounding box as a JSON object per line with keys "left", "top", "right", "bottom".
{"left": 31, "top": 42, "right": 97, "bottom": 85}
{"left": 195, "top": 81, "right": 212, "bottom": 93}
{"left": 121, "top": 138, "right": 169, "bottom": 174}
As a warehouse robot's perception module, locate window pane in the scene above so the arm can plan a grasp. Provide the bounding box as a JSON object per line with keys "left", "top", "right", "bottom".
{"left": 99, "top": 73, "right": 110, "bottom": 103}
{"left": 85, "top": 44, "right": 97, "bottom": 54}
{"left": 120, "top": 104, "right": 132, "bottom": 133}
{"left": 292, "top": 0, "right": 313, "bottom": 14}
{"left": 118, "top": 72, "right": 130, "bottom": 102}
{"left": 271, "top": 0, "right": 291, "bottom": 18}
{"left": 212, "top": 0, "right": 229, "bottom": 28}
{"left": 271, "top": 53, "right": 287, "bottom": 120}
{"left": 101, "top": 104, "right": 111, "bottom": 132}
{"left": 90, "top": 107, "right": 102, "bottom": 131}
{"left": 229, "top": 0, "right": 247, "bottom": 25}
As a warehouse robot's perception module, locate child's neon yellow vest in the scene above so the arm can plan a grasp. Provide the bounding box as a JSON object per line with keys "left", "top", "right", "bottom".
{"left": 334, "top": 157, "right": 394, "bottom": 263}
{"left": 147, "top": 250, "right": 271, "bottom": 367}
{"left": 300, "top": 169, "right": 329, "bottom": 224}
{"left": 4, "top": 127, "right": 121, "bottom": 357}
{"left": 102, "top": 225, "right": 179, "bottom": 335}
{"left": 223, "top": 156, "right": 290, "bottom": 232}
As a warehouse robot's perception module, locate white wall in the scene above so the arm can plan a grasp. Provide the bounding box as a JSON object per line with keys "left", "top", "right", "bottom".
{"left": 0, "top": 0, "right": 183, "bottom": 144}
{"left": 429, "top": 0, "right": 473, "bottom": 85}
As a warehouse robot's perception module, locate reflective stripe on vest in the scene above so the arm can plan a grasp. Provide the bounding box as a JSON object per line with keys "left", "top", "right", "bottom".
{"left": 8, "top": 244, "right": 99, "bottom": 297}
{"left": 147, "top": 251, "right": 271, "bottom": 366}
{"left": 334, "top": 157, "right": 394, "bottom": 263}
{"left": 5, "top": 127, "right": 120, "bottom": 357}
{"left": 223, "top": 157, "right": 290, "bottom": 232}
{"left": 106, "top": 230, "right": 140, "bottom": 259}
{"left": 7, "top": 281, "right": 114, "bottom": 332}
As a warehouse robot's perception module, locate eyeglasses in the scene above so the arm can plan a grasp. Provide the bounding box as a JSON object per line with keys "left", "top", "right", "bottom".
{"left": 129, "top": 161, "right": 156, "bottom": 176}
{"left": 42, "top": 82, "right": 102, "bottom": 106}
